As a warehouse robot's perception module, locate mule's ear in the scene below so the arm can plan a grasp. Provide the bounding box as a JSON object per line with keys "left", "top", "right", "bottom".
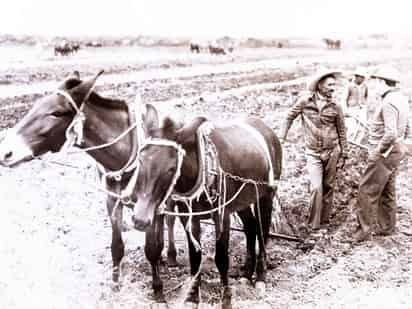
{"left": 176, "top": 116, "right": 207, "bottom": 143}
{"left": 143, "top": 103, "right": 159, "bottom": 135}
{"left": 58, "top": 71, "right": 82, "bottom": 90}
{"left": 69, "top": 70, "right": 104, "bottom": 105}
{"left": 160, "top": 117, "right": 179, "bottom": 140}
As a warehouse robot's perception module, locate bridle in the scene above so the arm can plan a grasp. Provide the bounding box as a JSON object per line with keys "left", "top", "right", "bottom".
{"left": 137, "top": 139, "right": 186, "bottom": 212}
{"left": 55, "top": 89, "right": 144, "bottom": 180}
{"left": 55, "top": 89, "right": 87, "bottom": 148}
{"left": 54, "top": 88, "right": 149, "bottom": 205}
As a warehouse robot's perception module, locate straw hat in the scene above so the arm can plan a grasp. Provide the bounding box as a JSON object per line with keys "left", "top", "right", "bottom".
{"left": 353, "top": 66, "right": 368, "bottom": 77}
{"left": 370, "top": 65, "right": 401, "bottom": 83}
{"left": 307, "top": 69, "right": 341, "bottom": 92}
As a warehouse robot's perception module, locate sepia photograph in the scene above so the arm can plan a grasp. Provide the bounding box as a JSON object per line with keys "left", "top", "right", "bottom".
{"left": 0, "top": 1, "right": 412, "bottom": 308}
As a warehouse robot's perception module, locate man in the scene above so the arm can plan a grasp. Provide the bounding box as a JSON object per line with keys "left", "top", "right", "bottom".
{"left": 341, "top": 67, "right": 368, "bottom": 114}
{"left": 341, "top": 67, "right": 369, "bottom": 144}
{"left": 280, "top": 70, "right": 348, "bottom": 230}
{"left": 342, "top": 67, "right": 369, "bottom": 144}
{"left": 353, "top": 65, "right": 411, "bottom": 242}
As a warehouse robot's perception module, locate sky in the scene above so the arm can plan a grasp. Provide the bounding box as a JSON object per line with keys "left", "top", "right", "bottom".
{"left": 1, "top": 0, "right": 411, "bottom": 38}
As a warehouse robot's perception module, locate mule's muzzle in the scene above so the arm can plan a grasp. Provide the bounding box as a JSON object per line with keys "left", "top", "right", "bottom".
{"left": 0, "top": 131, "right": 34, "bottom": 167}
{"left": 131, "top": 215, "right": 151, "bottom": 232}
{"left": 0, "top": 148, "right": 34, "bottom": 167}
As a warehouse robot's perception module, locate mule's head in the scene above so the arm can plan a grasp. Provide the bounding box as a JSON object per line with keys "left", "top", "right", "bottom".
{"left": 131, "top": 118, "right": 186, "bottom": 231}
{"left": 0, "top": 71, "right": 103, "bottom": 167}
{"left": 131, "top": 141, "right": 185, "bottom": 231}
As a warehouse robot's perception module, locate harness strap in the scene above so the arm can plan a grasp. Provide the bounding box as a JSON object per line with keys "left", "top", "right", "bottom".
{"left": 55, "top": 89, "right": 81, "bottom": 113}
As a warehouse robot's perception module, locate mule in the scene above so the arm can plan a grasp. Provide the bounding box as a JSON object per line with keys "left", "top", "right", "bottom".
{"left": 0, "top": 71, "right": 178, "bottom": 300}
{"left": 190, "top": 43, "right": 201, "bottom": 53}
{"left": 209, "top": 45, "right": 226, "bottom": 55}
{"left": 131, "top": 116, "right": 282, "bottom": 308}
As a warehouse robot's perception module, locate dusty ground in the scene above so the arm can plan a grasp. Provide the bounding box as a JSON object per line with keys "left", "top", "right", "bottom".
{"left": 1, "top": 43, "right": 412, "bottom": 309}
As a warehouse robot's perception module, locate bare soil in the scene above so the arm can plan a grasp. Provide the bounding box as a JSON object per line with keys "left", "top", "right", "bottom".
{"left": 1, "top": 44, "right": 412, "bottom": 309}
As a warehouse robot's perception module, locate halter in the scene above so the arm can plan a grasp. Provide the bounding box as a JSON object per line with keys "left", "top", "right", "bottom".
{"left": 137, "top": 138, "right": 186, "bottom": 211}
{"left": 55, "top": 89, "right": 145, "bottom": 180}
{"left": 55, "top": 89, "right": 86, "bottom": 148}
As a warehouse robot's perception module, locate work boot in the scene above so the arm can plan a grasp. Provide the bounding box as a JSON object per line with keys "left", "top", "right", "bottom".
{"left": 375, "top": 228, "right": 395, "bottom": 237}
{"left": 353, "top": 227, "right": 371, "bottom": 243}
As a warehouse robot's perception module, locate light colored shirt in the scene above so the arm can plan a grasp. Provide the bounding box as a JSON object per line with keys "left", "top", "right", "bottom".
{"left": 369, "top": 88, "right": 411, "bottom": 154}
{"left": 341, "top": 82, "right": 368, "bottom": 113}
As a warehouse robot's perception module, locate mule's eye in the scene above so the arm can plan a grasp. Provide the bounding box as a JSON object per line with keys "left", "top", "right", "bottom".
{"left": 167, "top": 168, "right": 176, "bottom": 176}
{"left": 51, "top": 110, "right": 72, "bottom": 118}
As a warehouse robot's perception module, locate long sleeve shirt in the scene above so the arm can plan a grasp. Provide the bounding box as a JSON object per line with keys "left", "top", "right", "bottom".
{"left": 281, "top": 92, "right": 349, "bottom": 157}
{"left": 369, "top": 88, "right": 411, "bottom": 155}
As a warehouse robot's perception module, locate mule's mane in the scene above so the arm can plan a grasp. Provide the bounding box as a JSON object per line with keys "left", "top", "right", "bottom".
{"left": 88, "top": 92, "right": 129, "bottom": 112}
{"left": 59, "top": 75, "right": 129, "bottom": 112}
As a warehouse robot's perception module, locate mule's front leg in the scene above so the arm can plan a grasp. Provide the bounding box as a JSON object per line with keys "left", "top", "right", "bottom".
{"left": 166, "top": 211, "right": 178, "bottom": 267}
{"left": 145, "top": 214, "right": 166, "bottom": 303}
{"left": 107, "top": 196, "right": 124, "bottom": 290}
{"left": 215, "top": 215, "right": 232, "bottom": 309}
{"left": 182, "top": 217, "right": 202, "bottom": 306}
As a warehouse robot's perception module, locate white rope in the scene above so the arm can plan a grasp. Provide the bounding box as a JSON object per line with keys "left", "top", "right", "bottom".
{"left": 163, "top": 181, "right": 247, "bottom": 217}
{"left": 67, "top": 123, "right": 139, "bottom": 154}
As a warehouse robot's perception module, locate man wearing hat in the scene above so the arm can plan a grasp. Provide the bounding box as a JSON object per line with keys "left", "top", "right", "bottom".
{"left": 280, "top": 70, "right": 348, "bottom": 230}
{"left": 341, "top": 67, "right": 369, "bottom": 144}
{"left": 353, "top": 65, "right": 411, "bottom": 242}
{"left": 341, "top": 67, "right": 369, "bottom": 113}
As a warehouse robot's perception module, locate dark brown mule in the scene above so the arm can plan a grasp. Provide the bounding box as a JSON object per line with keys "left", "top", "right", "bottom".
{"left": 132, "top": 116, "right": 282, "bottom": 308}
{"left": 0, "top": 71, "right": 177, "bottom": 300}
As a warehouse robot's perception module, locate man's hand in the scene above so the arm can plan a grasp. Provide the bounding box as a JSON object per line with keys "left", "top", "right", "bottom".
{"left": 369, "top": 151, "right": 382, "bottom": 162}
{"left": 337, "top": 155, "right": 347, "bottom": 169}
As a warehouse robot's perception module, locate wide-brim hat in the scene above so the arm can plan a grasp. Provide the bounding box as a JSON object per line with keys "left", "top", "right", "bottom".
{"left": 307, "top": 69, "right": 342, "bottom": 92}
{"left": 370, "top": 65, "right": 401, "bottom": 83}
{"left": 353, "top": 66, "right": 368, "bottom": 78}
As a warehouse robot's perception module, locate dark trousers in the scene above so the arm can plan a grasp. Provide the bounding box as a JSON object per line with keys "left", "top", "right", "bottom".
{"left": 306, "top": 146, "right": 340, "bottom": 229}
{"left": 356, "top": 143, "right": 405, "bottom": 234}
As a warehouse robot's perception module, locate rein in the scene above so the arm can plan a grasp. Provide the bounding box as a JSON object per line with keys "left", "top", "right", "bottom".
{"left": 56, "top": 89, "right": 146, "bottom": 202}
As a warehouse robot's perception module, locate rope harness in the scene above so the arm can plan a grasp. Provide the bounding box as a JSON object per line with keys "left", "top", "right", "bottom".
{"left": 55, "top": 90, "right": 146, "bottom": 204}
{"left": 48, "top": 90, "right": 281, "bottom": 252}
{"left": 150, "top": 122, "right": 279, "bottom": 251}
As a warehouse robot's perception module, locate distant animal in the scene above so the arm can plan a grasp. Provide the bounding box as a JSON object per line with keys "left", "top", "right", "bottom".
{"left": 323, "top": 38, "right": 341, "bottom": 49}
{"left": 131, "top": 115, "right": 282, "bottom": 308}
{"left": 0, "top": 70, "right": 180, "bottom": 297}
{"left": 54, "top": 41, "right": 80, "bottom": 56}
{"left": 208, "top": 45, "right": 226, "bottom": 55}
{"left": 71, "top": 42, "right": 80, "bottom": 53}
{"left": 190, "top": 43, "right": 200, "bottom": 53}
{"left": 85, "top": 41, "right": 103, "bottom": 48}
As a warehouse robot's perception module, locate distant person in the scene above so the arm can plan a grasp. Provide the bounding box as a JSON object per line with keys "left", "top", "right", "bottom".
{"left": 341, "top": 67, "right": 368, "bottom": 115}
{"left": 341, "top": 67, "right": 369, "bottom": 143}
{"left": 353, "top": 66, "right": 411, "bottom": 242}
{"left": 280, "top": 70, "right": 348, "bottom": 230}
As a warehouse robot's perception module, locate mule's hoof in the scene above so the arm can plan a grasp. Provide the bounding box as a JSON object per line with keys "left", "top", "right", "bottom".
{"left": 150, "top": 302, "right": 168, "bottom": 309}
{"left": 111, "top": 282, "right": 121, "bottom": 292}
{"left": 221, "top": 287, "right": 232, "bottom": 309}
{"left": 239, "top": 277, "right": 251, "bottom": 286}
{"left": 255, "top": 281, "right": 266, "bottom": 298}
{"left": 167, "top": 257, "right": 179, "bottom": 268}
{"left": 180, "top": 302, "right": 199, "bottom": 309}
